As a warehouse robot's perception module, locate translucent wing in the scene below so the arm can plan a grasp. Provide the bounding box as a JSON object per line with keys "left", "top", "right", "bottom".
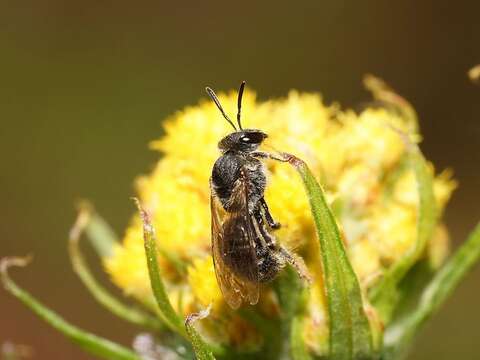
{"left": 210, "top": 170, "right": 259, "bottom": 309}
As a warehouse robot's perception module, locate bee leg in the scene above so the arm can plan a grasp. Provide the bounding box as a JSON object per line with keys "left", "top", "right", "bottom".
{"left": 259, "top": 198, "right": 281, "bottom": 229}
{"left": 250, "top": 151, "right": 290, "bottom": 162}
{"left": 252, "top": 207, "right": 277, "bottom": 249}
{"left": 278, "top": 247, "right": 313, "bottom": 284}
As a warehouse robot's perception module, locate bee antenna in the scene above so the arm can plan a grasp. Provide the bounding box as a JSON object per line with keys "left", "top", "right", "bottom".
{"left": 205, "top": 86, "right": 237, "bottom": 130}
{"left": 237, "top": 81, "right": 246, "bottom": 130}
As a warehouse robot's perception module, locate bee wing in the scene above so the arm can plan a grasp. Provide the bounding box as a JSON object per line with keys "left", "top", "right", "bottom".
{"left": 210, "top": 171, "right": 259, "bottom": 309}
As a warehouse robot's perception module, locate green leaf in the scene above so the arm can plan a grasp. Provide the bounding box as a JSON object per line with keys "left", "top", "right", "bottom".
{"left": 290, "top": 315, "right": 312, "bottom": 360}
{"left": 78, "top": 201, "right": 118, "bottom": 259}
{"left": 369, "top": 148, "right": 437, "bottom": 322}
{"left": 384, "top": 222, "right": 480, "bottom": 360}
{"left": 387, "top": 260, "right": 436, "bottom": 327}
{"left": 274, "top": 267, "right": 311, "bottom": 360}
{"left": 287, "top": 154, "right": 374, "bottom": 360}
{"left": 133, "top": 198, "right": 186, "bottom": 336}
{"left": 238, "top": 308, "right": 281, "bottom": 359}
{"left": 0, "top": 257, "right": 140, "bottom": 360}
{"left": 135, "top": 199, "right": 225, "bottom": 358}
{"left": 276, "top": 266, "right": 303, "bottom": 320}
{"left": 185, "top": 306, "right": 216, "bottom": 360}
{"left": 363, "top": 74, "right": 418, "bottom": 133}
{"left": 68, "top": 206, "right": 163, "bottom": 331}
{"left": 156, "top": 246, "right": 188, "bottom": 276}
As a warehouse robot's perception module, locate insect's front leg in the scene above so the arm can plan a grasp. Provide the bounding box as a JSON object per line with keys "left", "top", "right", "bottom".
{"left": 250, "top": 151, "right": 291, "bottom": 162}
{"left": 259, "top": 198, "right": 281, "bottom": 230}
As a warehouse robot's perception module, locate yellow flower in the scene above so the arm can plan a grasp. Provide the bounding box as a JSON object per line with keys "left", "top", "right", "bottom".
{"left": 188, "top": 257, "right": 222, "bottom": 309}
{"left": 104, "top": 87, "right": 455, "bottom": 354}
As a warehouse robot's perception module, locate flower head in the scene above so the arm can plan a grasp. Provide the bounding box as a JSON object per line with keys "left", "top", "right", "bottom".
{"left": 104, "top": 85, "right": 455, "bottom": 354}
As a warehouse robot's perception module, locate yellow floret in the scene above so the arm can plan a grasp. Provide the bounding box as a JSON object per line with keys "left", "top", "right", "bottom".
{"left": 187, "top": 257, "right": 223, "bottom": 309}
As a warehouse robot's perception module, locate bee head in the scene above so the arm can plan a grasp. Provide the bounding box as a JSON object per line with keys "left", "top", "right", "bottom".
{"left": 207, "top": 81, "right": 269, "bottom": 153}
{"left": 218, "top": 129, "right": 268, "bottom": 152}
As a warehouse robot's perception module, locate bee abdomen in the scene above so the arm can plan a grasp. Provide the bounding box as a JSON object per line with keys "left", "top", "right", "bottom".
{"left": 256, "top": 246, "right": 284, "bottom": 282}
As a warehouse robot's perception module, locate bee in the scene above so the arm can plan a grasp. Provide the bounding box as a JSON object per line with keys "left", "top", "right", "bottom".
{"left": 208, "top": 82, "right": 311, "bottom": 309}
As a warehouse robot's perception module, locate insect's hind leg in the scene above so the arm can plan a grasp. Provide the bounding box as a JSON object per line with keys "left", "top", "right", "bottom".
{"left": 259, "top": 197, "right": 281, "bottom": 229}
{"left": 252, "top": 206, "right": 277, "bottom": 249}
{"left": 277, "top": 246, "right": 312, "bottom": 284}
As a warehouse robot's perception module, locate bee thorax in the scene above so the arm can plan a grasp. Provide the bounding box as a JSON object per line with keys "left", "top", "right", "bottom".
{"left": 211, "top": 153, "right": 266, "bottom": 212}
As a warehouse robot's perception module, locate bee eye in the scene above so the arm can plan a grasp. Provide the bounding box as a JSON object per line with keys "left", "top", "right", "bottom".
{"left": 240, "top": 136, "right": 251, "bottom": 143}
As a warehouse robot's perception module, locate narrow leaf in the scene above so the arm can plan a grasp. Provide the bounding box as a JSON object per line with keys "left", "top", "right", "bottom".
{"left": 185, "top": 306, "right": 216, "bottom": 360}
{"left": 384, "top": 222, "right": 480, "bottom": 360}
{"left": 135, "top": 199, "right": 225, "bottom": 358}
{"left": 274, "top": 267, "right": 310, "bottom": 360}
{"left": 239, "top": 308, "right": 281, "bottom": 359}
{"left": 69, "top": 206, "right": 163, "bottom": 331}
{"left": 291, "top": 309, "right": 312, "bottom": 360}
{"left": 287, "top": 154, "right": 374, "bottom": 359}
{"left": 0, "top": 257, "right": 140, "bottom": 360}
{"left": 369, "top": 148, "right": 437, "bottom": 322}
{"left": 78, "top": 201, "right": 118, "bottom": 259}
{"left": 363, "top": 74, "right": 418, "bottom": 133}
{"left": 133, "top": 198, "right": 186, "bottom": 336}
{"left": 276, "top": 266, "right": 303, "bottom": 321}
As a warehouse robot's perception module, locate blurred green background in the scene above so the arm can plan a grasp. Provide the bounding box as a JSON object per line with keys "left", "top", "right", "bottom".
{"left": 1, "top": 1, "right": 479, "bottom": 359}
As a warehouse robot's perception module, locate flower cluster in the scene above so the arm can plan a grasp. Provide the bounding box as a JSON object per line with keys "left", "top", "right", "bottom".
{"left": 104, "top": 84, "right": 455, "bottom": 354}
{"left": 5, "top": 77, "right": 480, "bottom": 360}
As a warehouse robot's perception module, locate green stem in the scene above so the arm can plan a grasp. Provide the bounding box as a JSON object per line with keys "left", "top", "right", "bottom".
{"left": 0, "top": 257, "right": 140, "bottom": 360}
{"left": 68, "top": 207, "right": 163, "bottom": 331}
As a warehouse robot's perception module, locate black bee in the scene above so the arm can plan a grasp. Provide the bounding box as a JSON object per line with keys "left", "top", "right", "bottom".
{"left": 208, "top": 82, "right": 311, "bottom": 309}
